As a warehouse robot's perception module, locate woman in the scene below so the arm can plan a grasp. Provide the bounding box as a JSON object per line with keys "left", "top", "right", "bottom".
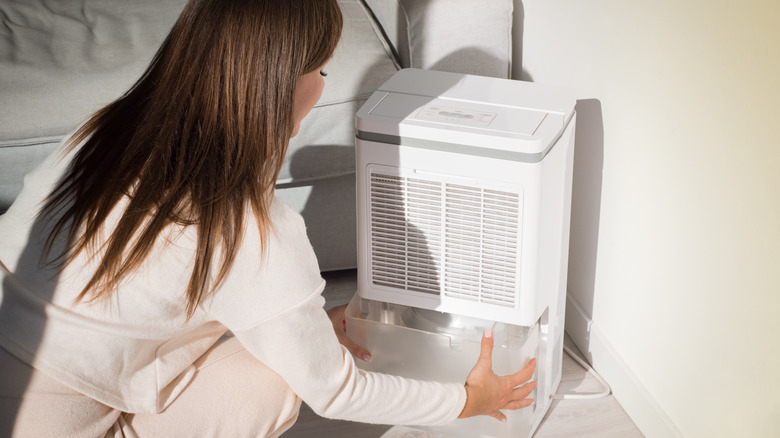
{"left": 0, "top": 0, "right": 536, "bottom": 436}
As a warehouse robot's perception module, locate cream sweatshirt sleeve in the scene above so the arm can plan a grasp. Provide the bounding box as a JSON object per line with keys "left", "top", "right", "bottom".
{"left": 201, "top": 198, "right": 467, "bottom": 425}
{"left": 232, "top": 288, "right": 467, "bottom": 425}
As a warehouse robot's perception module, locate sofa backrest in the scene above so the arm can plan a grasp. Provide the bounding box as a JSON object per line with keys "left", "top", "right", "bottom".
{"left": 0, "top": 0, "right": 513, "bottom": 214}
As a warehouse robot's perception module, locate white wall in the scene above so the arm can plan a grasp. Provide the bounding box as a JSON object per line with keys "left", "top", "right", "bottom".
{"left": 514, "top": 1, "right": 780, "bottom": 437}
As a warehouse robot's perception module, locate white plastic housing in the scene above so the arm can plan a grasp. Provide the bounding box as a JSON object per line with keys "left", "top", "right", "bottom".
{"left": 355, "top": 69, "right": 576, "bottom": 327}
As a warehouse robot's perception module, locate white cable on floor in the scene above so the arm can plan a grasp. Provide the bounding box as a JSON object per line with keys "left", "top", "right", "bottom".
{"left": 551, "top": 344, "right": 612, "bottom": 400}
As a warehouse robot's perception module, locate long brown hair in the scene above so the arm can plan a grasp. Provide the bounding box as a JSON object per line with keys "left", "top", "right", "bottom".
{"left": 41, "top": 0, "right": 343, "bottom": 317}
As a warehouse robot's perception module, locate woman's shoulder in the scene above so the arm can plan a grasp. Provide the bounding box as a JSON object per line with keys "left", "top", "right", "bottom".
{"left": 266, "top": 196, "right": 317, "bottom": 254}
{"left": 269, "top": 196, "right": 305, "bottom": 231}
{"left": 201, "top": 196, "right": 324, "bottom": 330}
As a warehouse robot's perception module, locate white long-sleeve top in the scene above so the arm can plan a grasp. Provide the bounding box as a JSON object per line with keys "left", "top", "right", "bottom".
{"left": 0, "top": 139, "right": 467, "bottom": 424}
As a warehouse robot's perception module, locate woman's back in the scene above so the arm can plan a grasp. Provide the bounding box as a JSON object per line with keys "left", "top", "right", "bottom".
{"left": 0, "top": 136, "right": 322, "bottom": 414}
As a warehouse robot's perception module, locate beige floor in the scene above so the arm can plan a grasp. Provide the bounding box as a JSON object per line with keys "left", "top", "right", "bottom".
{"left": 283, "top": 269, "right": 644, "bottom": 438}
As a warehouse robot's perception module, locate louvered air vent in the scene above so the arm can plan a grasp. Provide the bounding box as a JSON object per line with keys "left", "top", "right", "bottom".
{"left": 369, "top": 172, "right": 522, "bottom": 307}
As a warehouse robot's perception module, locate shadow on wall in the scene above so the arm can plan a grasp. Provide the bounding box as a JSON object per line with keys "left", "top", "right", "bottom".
{"left": 374, "top": 0, "right": 511, "bottom": 79}
{"left": 565, "top": 99, "right": 605, "bottom": 354}
{"left": 429, "top": 48, "right": 509, "bottom": 79}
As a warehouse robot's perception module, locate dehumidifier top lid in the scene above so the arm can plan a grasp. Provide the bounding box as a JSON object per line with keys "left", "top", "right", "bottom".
{"left": 356, "top": 69, "right": 576, "bottom": 162}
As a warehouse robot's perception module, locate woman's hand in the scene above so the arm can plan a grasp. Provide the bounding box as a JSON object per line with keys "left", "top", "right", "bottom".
{"left": 325, "top": 304, "right": 372, "bottom": 362}
{"left": 458, "top": 329, "right": 537, "bottom": 422}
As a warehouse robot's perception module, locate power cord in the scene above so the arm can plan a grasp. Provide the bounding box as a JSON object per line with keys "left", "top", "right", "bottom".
{"left": 551, "top": 344, "right": 611, "bottom": 400}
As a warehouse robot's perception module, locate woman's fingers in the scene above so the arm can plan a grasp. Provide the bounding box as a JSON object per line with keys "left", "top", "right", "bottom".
{"left": 460, "top": 329, "right": 538, "bottom": 421}
{"left": 489, "top": 410, "right": 507, "bottom": 423}
{"left": 326, "top": 305, "right": 372, "bottom": 362}
{"left": 476, "top": 329, "right": 495, "bottom": 371}
{"left": 502, "top": 396, "right": 536, "bottom": 411}
{"left": 510, "top": 380, "right": 537, "bottom": 402}
{"left": 508, "top": 357, "right": 536, "bottom": 388}
{"left": 338, "top": 331, "right": 372, "bottom": 362}
{"left": 326, "top": 304, "right": 348, "bottom": 330}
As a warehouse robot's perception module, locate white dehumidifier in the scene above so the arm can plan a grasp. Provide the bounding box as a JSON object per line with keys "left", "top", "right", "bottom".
{"left": 345, "top": 68, "right": 576, "bottom": 437}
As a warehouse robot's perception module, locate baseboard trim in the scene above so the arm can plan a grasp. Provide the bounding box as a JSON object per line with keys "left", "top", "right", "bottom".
{"left": 565, "top": 295, "right": 684, "bottom": 438}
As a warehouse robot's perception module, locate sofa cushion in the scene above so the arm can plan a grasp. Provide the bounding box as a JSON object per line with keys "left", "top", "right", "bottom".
{"left": 0, "top": 0, "right": 399, "bottom": 210}
{"left": 0, "top": 0, "right": 186, "bottom": 211}
{"left": 0, "top": 0, "right": 187, "bottom": 142}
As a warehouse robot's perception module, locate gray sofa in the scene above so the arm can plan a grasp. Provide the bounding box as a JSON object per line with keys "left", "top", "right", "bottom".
{"left": 0, "top": 0, "right": 513, "bottom": 271}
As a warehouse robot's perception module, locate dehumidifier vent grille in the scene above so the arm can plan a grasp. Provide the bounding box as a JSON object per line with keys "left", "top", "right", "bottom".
{"left": 369, "top": 172, "right": 521, "bottom": 307}
{"left": 369, "top": 174, "right": 443, "bottom": 295}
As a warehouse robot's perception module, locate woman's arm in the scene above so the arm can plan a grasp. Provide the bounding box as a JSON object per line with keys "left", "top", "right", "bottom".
{"left": 325, "top": 304, "right": 537, "bottom": 423}
{"left": 230, "top": 289, "right": 467, "bottom": 425}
